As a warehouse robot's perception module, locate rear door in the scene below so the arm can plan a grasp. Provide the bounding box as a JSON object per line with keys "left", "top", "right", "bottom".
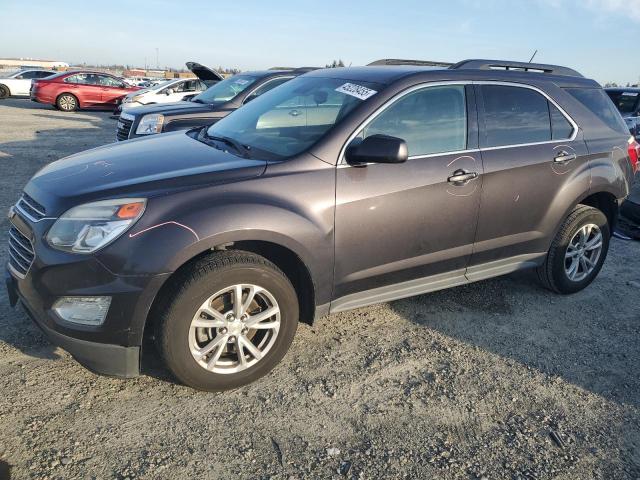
{"left": 333, "top": 84, "right": 482, "bottom": 306}
{"left": 78, "top": 73, "right": 103, "bottom": 105}
{"left": 468, "top": 83, "right": 589, "bottom": 277}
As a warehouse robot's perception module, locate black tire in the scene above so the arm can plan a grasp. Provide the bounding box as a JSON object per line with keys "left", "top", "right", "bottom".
{"left": 56, "top": 93, "right": 78, "bottom": 112}
{"left": 0, "top": 85, "right": 9, "bottom": 99}
{"left": 156, "top": 251, "right": 299, "bottom": 391}
{"left": 537, "top": 204, "right": 610, "bottom": 294}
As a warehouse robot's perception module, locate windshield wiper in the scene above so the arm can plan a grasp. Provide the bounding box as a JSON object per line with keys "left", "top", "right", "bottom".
{"left": 191, "top": 98, "right": 205, "bottom": 104}
{"left": 204, "top": 132, "right": 251, "bottom": 158}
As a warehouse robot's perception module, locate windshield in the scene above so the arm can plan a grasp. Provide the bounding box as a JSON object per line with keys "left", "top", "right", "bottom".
{"left": 205, "top": 76, "right": 380, "bottom": 158}
{"left": 606, "top": 91, "right": 639, "bottom": 115}
{"left": 193, "top": 74, "right": 259, "bottom": 105}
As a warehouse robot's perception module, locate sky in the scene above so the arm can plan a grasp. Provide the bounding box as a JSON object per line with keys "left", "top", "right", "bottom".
{"left": 1, "top": 0, "right": 638, "bottom": 84}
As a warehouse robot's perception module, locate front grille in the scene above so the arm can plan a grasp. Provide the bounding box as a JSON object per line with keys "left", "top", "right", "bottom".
{"left": 116, "top": 117, "right": 133, "bottom": 141}
{"left": 17, "top": 193, "right": 46, "bottom": 221}
{"left": 8, "top": 225, "right": 35, "bottom": 277}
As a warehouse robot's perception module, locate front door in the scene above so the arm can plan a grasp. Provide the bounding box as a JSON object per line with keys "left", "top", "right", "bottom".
{"left": 333, "top": 84, "right": 482, "bottom": 308}
{"left": 97, "top": 75, "right": 127, "bottom": 105}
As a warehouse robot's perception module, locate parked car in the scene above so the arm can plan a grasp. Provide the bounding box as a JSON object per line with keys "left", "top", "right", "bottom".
{"left": 119, "top": 62, "right": 223, "bottom": 111}
{"left": 0, "top": 69, "right": 56, "bottom": 98}
{"left": 606, "top": 87, "right": 640, "bottom": 138}
{"left": 6, "top": 59, "right": 637, "bottom": 392}
{"left": 116, "top": 68, "right": 314, "bottom": 141}
{"left": 30, "top": 71, "right": 141, "bottom": 111}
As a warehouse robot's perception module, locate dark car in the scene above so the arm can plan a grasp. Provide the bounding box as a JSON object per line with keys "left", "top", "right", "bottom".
{"left": 6, "top": 59, "right": 637, "bottom": 392}
{"left": 115, "top": 68, "right": 314, "bottom": 141}
{"left": 606, "top": 87, "right": 640, "bottom": 138}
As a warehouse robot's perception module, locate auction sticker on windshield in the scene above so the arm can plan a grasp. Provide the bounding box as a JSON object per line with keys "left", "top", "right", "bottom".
{"left": 336, "top": 83, "right": 377, "bottom": 100}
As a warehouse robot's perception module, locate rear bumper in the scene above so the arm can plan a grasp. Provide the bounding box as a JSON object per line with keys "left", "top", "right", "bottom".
{"left": 6, "top": 269, "right": 141, "bottom": 377}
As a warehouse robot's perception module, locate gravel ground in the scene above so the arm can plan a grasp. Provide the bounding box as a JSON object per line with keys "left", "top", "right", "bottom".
{"left": 0, "top": 98, "right": 639, "bottom": 480}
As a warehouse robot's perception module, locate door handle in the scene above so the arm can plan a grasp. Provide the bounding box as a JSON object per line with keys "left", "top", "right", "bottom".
{"left": 289, "top": 109, "right": 300, "bottom": 117}
{"left": 554, "top": 151, "right": 577, "bottom": 164}
{"left": 447, "top": 169, "right": 478, "bottom": 185}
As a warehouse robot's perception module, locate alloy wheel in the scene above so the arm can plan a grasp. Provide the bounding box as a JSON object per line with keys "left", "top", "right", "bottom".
{"left": 59, "top": 95, "right": 76, "bottom": 111}
{"left": 564, "top": 223, "right": 603, "bottom": 282}
{"left": 188, "top": 284, "right": 280, "bottom": 374}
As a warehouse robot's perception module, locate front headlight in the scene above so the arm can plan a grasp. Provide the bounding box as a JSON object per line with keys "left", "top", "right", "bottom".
{"left": 136, "top": 114, "right": 164, "bottom": 135}
{"left": 46, "top": 198, "right": 146, "bottom": 254}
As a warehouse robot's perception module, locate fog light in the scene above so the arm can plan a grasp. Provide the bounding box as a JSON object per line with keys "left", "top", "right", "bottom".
{"left": 52, "top": 297, "right": 111, "bottom": 326}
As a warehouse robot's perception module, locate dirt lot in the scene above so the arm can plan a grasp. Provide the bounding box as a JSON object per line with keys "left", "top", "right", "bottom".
{"left": 0, "top": 98, "right": 639, "bottom": 480}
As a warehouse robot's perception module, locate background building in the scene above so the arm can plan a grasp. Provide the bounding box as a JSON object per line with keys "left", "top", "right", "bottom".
{"left": 0, "top": 58, "right": 69, "bottom": 69}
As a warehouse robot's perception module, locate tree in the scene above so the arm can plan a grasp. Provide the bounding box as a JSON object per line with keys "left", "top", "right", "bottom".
{"left": 325, "top": 59, "right": 345, "bottom": 68}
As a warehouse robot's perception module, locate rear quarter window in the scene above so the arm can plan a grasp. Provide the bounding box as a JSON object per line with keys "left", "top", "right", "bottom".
{"left": 566, "top": 88, "right": 629, "bottom": 134}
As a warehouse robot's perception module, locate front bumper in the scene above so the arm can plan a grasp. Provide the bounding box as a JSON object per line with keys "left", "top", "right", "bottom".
{"left": 5, "top": 211, "right": 170, "bottom": 377}
{"left": 7, "top": 270, "right": 140, "bottom": 377}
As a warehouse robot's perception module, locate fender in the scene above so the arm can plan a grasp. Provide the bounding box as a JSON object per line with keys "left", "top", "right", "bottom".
{"left": 95, "top": 154, "right": 337, "bottom": 304}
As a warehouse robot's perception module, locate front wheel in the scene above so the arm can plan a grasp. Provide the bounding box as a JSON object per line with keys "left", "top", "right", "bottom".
{"left": 56, "top": 93, "right": 78, "bottom": 112}
{"left": 0, "top": 85, "right": 9, "bottom": 99}
{"left": 537, "top": 204, "right": 610, "bottom": 294}
{"left": 156, "top": 251, "right": 299, "bottom": 391}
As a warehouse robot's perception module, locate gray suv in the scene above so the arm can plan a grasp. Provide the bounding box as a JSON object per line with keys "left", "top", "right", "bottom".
{"left": 6, "top": 59, "right": 637, "bottom": 391}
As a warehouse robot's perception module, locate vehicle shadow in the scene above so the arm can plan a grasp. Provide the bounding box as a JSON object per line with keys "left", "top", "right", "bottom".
{"left": 388, "top": 261, "right": 640, "bottom": 408}
{"left": 0, "top": 97, "right": 117, "bottom": 113}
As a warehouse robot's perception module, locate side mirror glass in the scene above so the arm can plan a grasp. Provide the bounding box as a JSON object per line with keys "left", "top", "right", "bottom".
{"left": 345, "top": 134, "right": 408, "bottom": 165}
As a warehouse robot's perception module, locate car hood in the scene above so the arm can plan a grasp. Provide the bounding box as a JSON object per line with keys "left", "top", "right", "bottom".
{"left": 186, "top": 62, "right": 224, "bottom": 83}
{"left": 26, "top": 131, "right": 266, "bottom": 211}
{"left": 124, "top": 101, "right": 212, "bottom": 117}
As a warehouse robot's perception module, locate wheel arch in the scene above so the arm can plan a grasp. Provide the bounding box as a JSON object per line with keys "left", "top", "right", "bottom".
{"left": 578, "top": 191, "right": 619, "bottom": 232}
{"left": 142, "top": 237, "right": 319, "bottom": 347}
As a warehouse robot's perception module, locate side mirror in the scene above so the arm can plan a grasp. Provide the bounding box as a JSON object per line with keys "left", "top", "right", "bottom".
{"left": 165, "top": 88, "right": 174, "bottom": 95}
{"left": 345, "top": 134, "right": 408, "bottom": 165}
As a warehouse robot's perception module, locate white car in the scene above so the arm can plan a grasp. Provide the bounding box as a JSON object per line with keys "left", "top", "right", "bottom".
{"left": 0, "top": 69, "right": 57, "bottom": 98}
{"left": 120, "top": 62, "right": 223, "bottom": 110}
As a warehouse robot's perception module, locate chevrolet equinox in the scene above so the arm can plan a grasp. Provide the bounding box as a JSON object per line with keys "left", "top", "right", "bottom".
{"left": 6, "top": 59, "right": 638, "bottom": 391}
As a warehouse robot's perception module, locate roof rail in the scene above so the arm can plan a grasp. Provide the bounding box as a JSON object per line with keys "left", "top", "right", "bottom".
{"left": 449, "top": 59, "right": 583, "bottom": 77}
{"left": 368, "top": 58, "right": 454, "bottom": 68}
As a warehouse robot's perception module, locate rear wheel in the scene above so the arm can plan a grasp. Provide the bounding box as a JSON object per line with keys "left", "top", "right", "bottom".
{"left": 0, "top": 85, "right": 9, "bottom": 99}
{"left": 537, "top": 205, "right": 609, "bottom": 294}
{"left": 56, "top": 93, "right": 78, "bottom": 112}
{"left": 156, "top": 251, "right": 299, "bottom": 391}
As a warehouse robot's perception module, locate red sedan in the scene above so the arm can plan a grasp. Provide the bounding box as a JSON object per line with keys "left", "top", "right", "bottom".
{"left": 31, "top": 71, "right": 140, "bottom": 112}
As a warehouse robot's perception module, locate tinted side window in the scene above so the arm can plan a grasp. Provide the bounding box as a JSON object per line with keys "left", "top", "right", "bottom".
{"left": 18, "top": 71, "right": 37, "bottom": 79}
{"left": 65, "top": 74, "right": 86, "bottom": 84}
{"left": 363, "top": 85, "right": 467, "bottom": 156}
{"left": 481, "top": 85, "right": 551, "bottom": 147}
{"left": 98, "top": 75, "right": 122, "bottom": 87}
{"left": 550, "top": 103, "right": 574, "bottom": 140}
{"left": 36, "top": 71, "right": 54, "bottom": 78}
{"left": 606, "top": 91, "right": 640, "bottom": 114}
{"left": 566, "top": 88, "right": 629, "bottom": 134}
